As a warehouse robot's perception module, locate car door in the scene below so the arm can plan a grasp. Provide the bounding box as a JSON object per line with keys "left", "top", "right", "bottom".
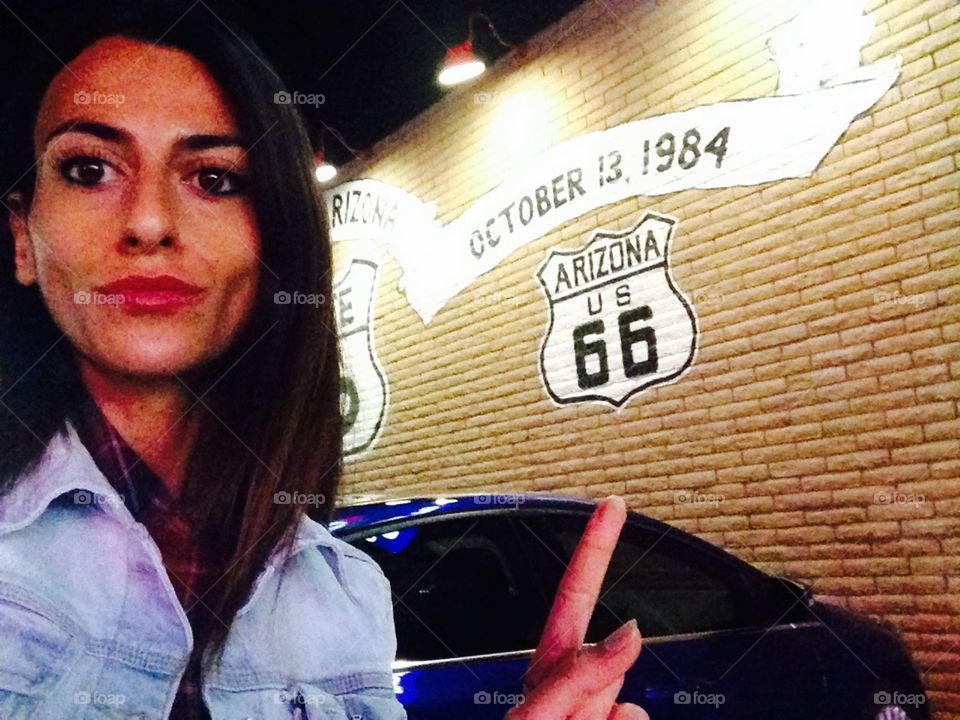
{"left": 347, "top": 512, "right": 544, "bottom": 720}
{"left": 518, "top": 509, "right": 834, "bottom": 719}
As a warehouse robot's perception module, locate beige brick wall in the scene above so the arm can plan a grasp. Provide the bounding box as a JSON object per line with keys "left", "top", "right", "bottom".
{"left": 334, "top": 0, "right": 960, "bottom": 713}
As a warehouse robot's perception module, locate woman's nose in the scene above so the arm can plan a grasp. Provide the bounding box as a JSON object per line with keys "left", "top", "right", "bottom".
{"left": 120, "top": 169, "right": 178, "bottom": 252}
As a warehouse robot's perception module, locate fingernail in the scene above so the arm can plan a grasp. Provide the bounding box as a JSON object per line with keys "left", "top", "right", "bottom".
{"left": 599, "top": 495, "right": 621, "bottom": 518}
{"left": 603, "top": 619, "right": 637, "bottom": 651}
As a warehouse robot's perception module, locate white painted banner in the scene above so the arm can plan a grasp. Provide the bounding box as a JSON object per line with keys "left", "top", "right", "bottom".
{"left": 326, "top": 178, "right": 440, "bottom": 247}
{"left": 325, "top": 0, "right": 900, "bottom": 325}
{"left": 397, "top": 58, "right": 899, "bottom": 323}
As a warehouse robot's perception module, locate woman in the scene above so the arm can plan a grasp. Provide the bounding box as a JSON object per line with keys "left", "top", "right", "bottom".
{"left": 0, "top": 2, "right": 646, "bottom": 718}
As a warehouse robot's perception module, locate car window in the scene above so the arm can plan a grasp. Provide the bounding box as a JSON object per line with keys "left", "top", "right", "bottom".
{"left": 516, "top": 512, "right": 745, "bottom": 640}
{"left": 350, "top": 515, "right": 545, "bottom": 661}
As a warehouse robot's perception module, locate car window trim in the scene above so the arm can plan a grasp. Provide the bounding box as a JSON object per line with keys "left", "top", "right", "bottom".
{"left": 391, "top": 619, "right": 826, "bottom": 671}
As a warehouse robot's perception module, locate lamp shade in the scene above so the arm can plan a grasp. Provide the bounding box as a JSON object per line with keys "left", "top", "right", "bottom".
{"left": 314, "top": 148, "right": 337, "bottom": 183}
{"left": 438, "top": 39, "right": 486, "bottom": 86}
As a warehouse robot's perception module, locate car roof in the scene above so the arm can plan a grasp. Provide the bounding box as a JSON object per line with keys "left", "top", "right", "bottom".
{"left": 331, "top": 491, "right": 595, "bottom": 532}
{"left": 330, "top": 491, "right": 767, "bottom": 580}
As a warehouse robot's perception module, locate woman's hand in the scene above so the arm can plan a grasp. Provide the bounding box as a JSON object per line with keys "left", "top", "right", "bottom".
{"left": 507, "top": 496, "right": 649, "bottom": 720}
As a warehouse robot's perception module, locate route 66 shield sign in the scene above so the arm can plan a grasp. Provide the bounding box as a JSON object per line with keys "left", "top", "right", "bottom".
{"left": 536, "top": 213, "right": 697, "bottom": 407}
{"left": 335, "top": 259, "right": 388, "bottom": 455}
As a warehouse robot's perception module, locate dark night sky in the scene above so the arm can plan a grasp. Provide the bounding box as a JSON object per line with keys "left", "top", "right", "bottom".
{"left": 0, "top": 0, "right": 584, "bottom": 165}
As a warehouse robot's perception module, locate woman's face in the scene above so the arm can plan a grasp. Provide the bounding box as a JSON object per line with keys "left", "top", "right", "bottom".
{"left": 8, "top": 36, "right": 260, "bottom": 377}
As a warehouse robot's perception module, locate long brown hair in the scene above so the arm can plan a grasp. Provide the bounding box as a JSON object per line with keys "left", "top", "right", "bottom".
{"left": 0, "top": 0, "right": 342, "bottom": 667}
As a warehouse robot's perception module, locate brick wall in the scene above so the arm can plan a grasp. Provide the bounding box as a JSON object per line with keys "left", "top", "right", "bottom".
{"left": 333, "top": 0, "right": 960, "bottom": 713}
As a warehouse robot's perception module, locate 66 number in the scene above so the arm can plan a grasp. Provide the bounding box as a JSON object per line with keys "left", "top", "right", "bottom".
{"left": 573, "top": 306, "right": 658, "bottom": 389}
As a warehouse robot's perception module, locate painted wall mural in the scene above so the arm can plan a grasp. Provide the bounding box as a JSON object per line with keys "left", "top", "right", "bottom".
{"left": 325, "top": 1, "right": 901, "bottom": 413}
{"left": 537, "top": 213, "right": 696, "bottom": 407}
{"left": 326, "top": 4, "right": 900, "bottom": 324}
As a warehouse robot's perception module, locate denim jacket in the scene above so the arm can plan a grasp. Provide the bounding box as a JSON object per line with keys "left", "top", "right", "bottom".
{"left": 0, "top": 421, "right": 407, "bottom": 720}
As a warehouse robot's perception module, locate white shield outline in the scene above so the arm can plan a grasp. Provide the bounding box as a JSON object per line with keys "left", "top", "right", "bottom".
{"left": 336, "top": 258, "right": 388, "bottom": 456}
{"left": 536, "top": 212, "right": 698, "bottom": 408}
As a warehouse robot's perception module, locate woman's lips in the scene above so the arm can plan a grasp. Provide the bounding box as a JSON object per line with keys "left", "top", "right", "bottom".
{"left": 93, "top": 275, "right": 206, "bottom": 314}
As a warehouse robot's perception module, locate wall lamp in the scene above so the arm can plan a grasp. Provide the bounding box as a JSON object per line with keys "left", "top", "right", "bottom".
{"left": 438, "top": 11, "right": 513, "bottom": 87}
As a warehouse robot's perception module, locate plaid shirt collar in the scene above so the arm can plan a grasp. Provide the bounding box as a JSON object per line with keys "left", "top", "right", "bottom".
{"left": 69, "top": 388, "right": 174, "bottom": 522}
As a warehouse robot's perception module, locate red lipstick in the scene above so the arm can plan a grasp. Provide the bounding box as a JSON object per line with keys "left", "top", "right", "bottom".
{"left": 94, "top": 274, "right": 205, "bottom": 314}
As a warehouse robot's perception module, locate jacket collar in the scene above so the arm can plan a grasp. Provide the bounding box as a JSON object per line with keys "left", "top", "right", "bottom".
{"left": 0, "top": 420, "right": 363, "bottom": 618}
{"left": 0, "top": 420, "right": 345, "bottom": 571}
{"left": 0, "top": 420, "right": 121, "bottom": 533}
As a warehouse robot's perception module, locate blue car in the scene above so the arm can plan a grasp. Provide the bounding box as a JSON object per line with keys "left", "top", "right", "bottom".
{"left": 331, "top": 493, "right": 928, "bottom": 720}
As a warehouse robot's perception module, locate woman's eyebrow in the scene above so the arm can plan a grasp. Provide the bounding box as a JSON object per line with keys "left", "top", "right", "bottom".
{"left": 175, "top": 133, "right": 247, "bottom": 152}
{"left": 43, "top": 119, "right": 245, "bottom": 153}
{"left": 44, "top": 119, "right": 125, "bottom": 148}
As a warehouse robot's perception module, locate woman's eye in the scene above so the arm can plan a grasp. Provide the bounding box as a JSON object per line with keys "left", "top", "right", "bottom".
{"left": 59, "top": 156, "right": 115, "bottom": 187}
{"left": 194, "top": 167, "right": 246, "bottom": 196}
